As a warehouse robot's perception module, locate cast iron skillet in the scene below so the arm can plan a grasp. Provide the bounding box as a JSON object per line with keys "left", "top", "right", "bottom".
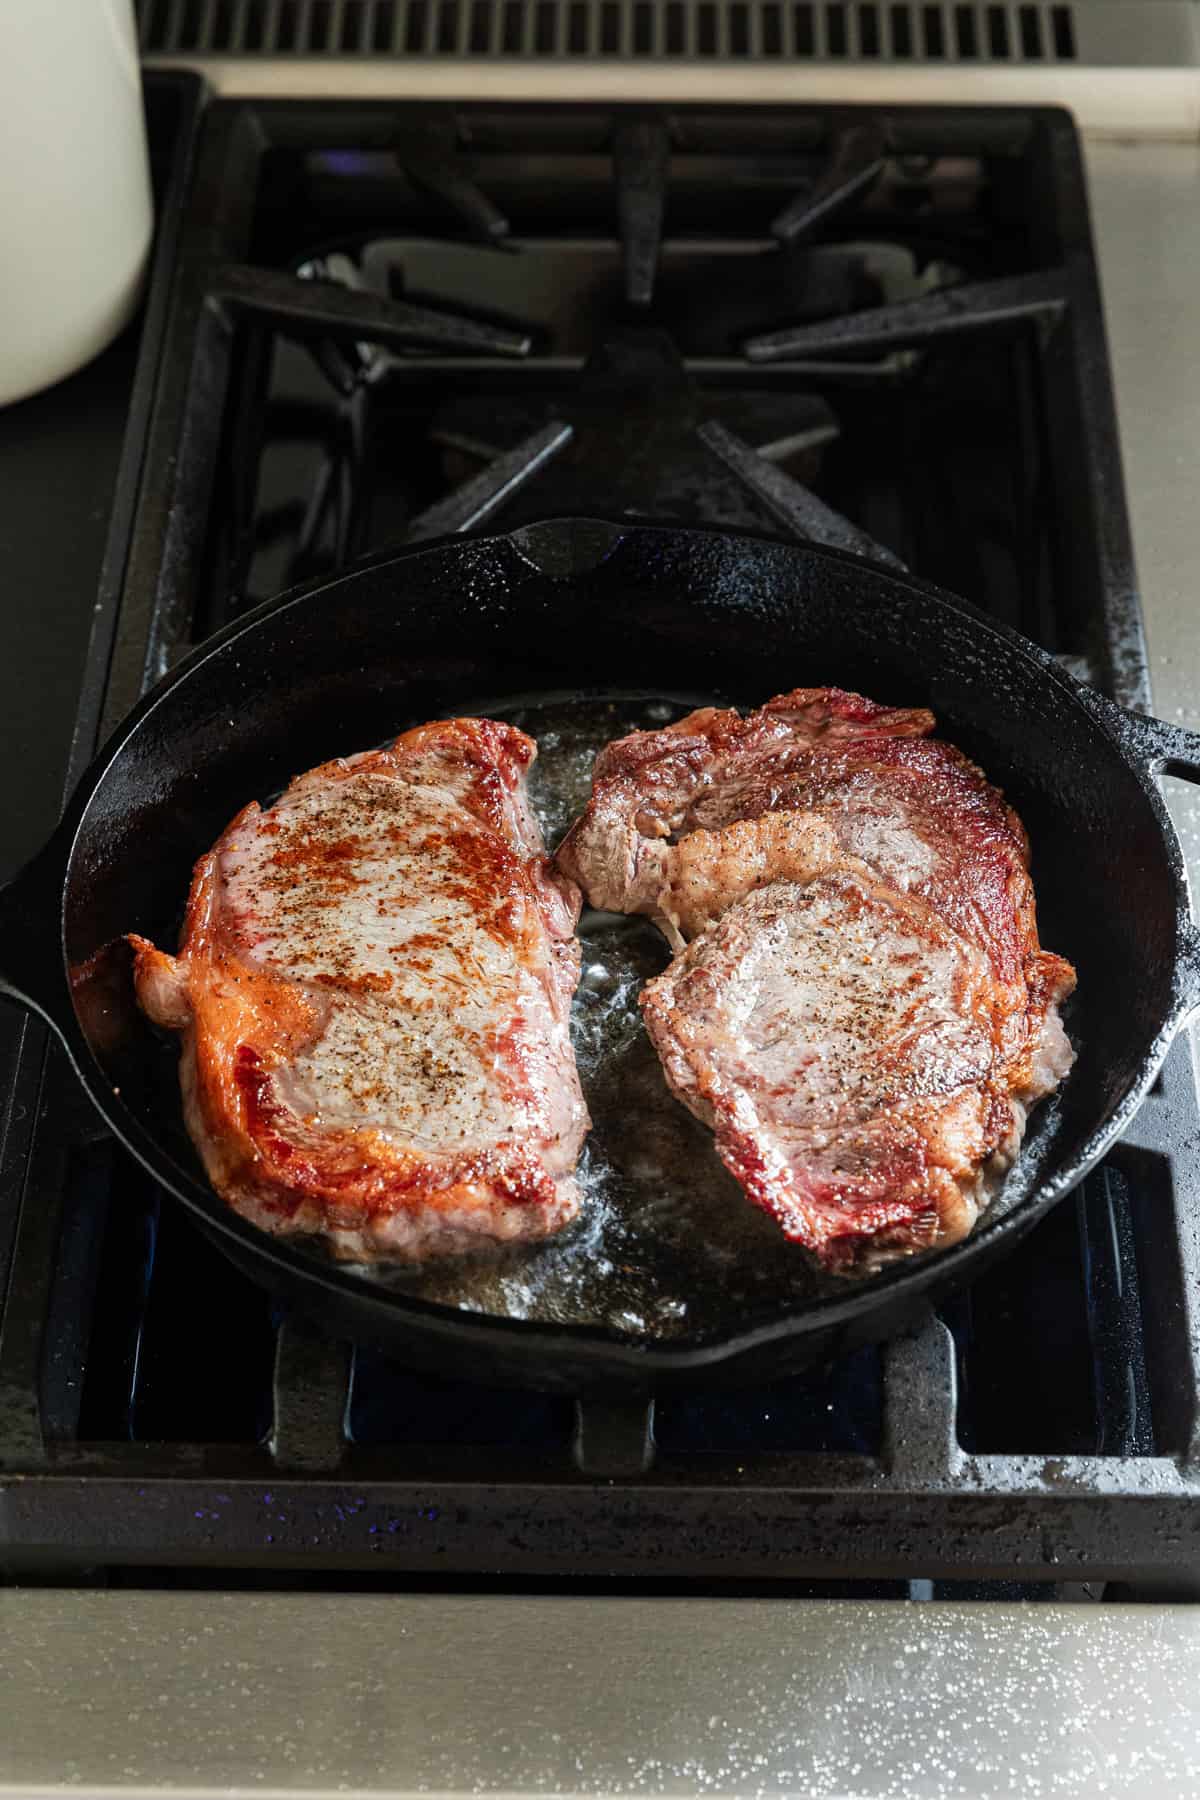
{"left": 2, "top": 517, "right": 1199, "bottom": 1392}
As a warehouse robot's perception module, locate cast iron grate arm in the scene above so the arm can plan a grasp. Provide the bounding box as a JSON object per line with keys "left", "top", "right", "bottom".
{"left": 405, "top": 421, "right": 575, "bottom": 541}
{"left": 770, "top": 120, "right": 889, "bottom": 244}
{"left": 614, "top": 114, "right": 671, "bottom": 308}
{"left": 744, "top": 267, "right": 1070, "bottom": 362}
{"left": 209, "top": 263, "right": 533, "bottom": 359}
{"left": 698, "top": 418, "right": 906, "bottom": 568}
{"left": 270, "top": 1316, "right": 353, "bottom": 1474}
{"left": 396, "top": 115, "right": 512, "bottom": 246}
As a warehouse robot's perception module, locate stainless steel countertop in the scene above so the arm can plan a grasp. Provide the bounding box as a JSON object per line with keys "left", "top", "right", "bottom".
{"left": 3, "top": 124, "right": 1200, "bottom": 1800}
{"left": 3, "top": 1591, "right": 1200, "bottom": 1798}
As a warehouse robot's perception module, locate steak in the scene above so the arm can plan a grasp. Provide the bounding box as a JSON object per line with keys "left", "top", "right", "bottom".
{"left": 559, "top": 687, "right": 1075, "bottom": 1271}
{"left": 131, "top": 718, "right": 588, "bottom": 1262}
{"left": 557, "top": 687, "right": 934, "bottom": 939}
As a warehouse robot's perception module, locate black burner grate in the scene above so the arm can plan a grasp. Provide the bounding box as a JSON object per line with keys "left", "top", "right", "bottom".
{"left": 2, "top": 94, "right": 1198, "bottom": 1592}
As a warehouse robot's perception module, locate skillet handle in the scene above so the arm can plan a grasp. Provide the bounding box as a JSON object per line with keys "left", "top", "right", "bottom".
{"left": 0, "top": 841, "right": 75, "bottom": 1041}
{"left": 1092, "top": 702, "right": 1200, "bottom": 784}
{"left": 1079, "top": 688, "right": 1200, "bottom": 1012}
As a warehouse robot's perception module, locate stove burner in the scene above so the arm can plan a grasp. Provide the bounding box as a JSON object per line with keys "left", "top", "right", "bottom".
{"left": 2, "top": 90, "right": 1196, "bottom": 1596}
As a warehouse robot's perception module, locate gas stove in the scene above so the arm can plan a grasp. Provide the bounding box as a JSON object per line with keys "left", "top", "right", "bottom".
{"left": 2, "top": 71, "right": 1200, "bottom": 1620}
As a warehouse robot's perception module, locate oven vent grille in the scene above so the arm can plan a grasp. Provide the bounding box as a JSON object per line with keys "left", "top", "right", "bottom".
{"left": 136, "top": 0, "right": 1078, "bottom": 61}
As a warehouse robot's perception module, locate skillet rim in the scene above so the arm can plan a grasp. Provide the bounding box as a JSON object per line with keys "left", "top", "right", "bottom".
{"left": 39, "top": 515, "right": 1200, "bottom": 1376}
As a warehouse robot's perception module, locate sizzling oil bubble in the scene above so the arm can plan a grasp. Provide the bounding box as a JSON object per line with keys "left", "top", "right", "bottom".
{"left": 352, "top": 694, "right": 838, "bottom": 1338}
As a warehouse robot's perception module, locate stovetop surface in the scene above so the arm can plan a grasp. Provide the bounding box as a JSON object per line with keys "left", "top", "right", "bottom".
{"left": 2, "top": 79, "right": 1198, "bottom": 1596}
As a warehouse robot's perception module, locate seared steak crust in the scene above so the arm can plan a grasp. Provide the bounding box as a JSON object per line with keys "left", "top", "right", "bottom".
{"left": 132, "top": 718, "right": 588, "bottom": 1262}
{"left": 560, "top": 688, "right": 1075, "bottom": 1271}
